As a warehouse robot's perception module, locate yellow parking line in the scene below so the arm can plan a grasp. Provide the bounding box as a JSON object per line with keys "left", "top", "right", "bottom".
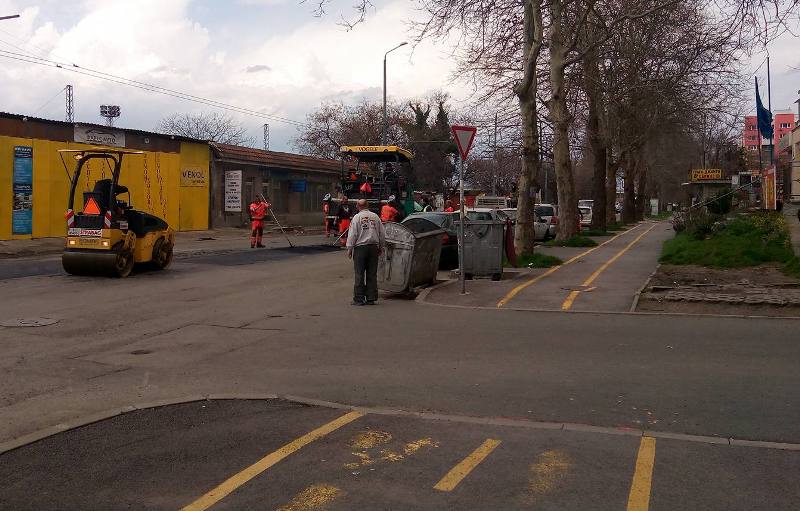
{"left": 561, "top": 224, "right": 656, "bottom": 311}
{"left": 626, "top": 437, "right": 657, "bottom": 511}
{"left": 497, "top": 224, "right": 642, "bottom": 308}
{"left": 434, "top": 439, "right": 501, "bottom": 492}
{"left": 180, "top": 411, "right": 363, "bottom": 511}
{"left": 276, "top": 483, "right": 341, "bottom": 511}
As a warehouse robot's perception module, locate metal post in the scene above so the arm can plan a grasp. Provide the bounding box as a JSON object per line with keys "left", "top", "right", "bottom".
{"left": 382, "top": 56, "right": 387, "bottom": 146}
{"left": 492, "top": 112, "right": 498, "bottom": 195}
{"left": 458, "top": 157, "right": 466, "bottom": 294}
{"left": 767, "top": 55, "right": 773, "bottom": 166}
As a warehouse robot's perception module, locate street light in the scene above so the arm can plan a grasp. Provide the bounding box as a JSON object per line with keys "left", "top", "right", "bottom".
{"left": 0, "top": 14, "right": 20, "bottom": 21}
{"left": 382, "top": 42, "right": 407, "bottom": 146}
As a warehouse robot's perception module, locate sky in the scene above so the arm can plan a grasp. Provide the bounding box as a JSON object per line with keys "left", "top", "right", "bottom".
{"left": 0, "top": 0, "right": 797, "bottom": 152}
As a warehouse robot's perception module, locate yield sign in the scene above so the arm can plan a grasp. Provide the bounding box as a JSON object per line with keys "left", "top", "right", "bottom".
{"left": 451, "top": 125, "right": 477, "bottom": 160}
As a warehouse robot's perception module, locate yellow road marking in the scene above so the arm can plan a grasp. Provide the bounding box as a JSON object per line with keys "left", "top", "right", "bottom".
{"left": 561, "top": 224, "right": 656, "bottom": 311}
{"left": 561, "top": 290, "right": 581, "bottom": 310}
{"left": 180, "top": 411, "right": 363, "bottom": 511}
{"left": 626, "top": 437, "right": 657, "bottom": 511}
{"left": 497, "top": 224, "right": 643, "bottom": 308}
{"left": 434, "top": 439, "right": 501, "bottom": 492}
{"left": 276, "top": 483, "right": 341, "bottom": 511}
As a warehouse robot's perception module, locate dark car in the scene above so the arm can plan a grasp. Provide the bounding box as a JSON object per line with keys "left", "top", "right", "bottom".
{"left": 401, "top": 212, "right": 458, "bottom": 269}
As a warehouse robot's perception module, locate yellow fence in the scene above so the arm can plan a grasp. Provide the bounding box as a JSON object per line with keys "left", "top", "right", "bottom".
{"left": 0, "top": 137, "right": 210, "bottom": 240}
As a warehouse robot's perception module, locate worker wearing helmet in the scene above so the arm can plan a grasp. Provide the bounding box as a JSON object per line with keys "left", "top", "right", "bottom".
{"left": 249, "top": 197, "right": 271, "bottom": 248}
{"left": 380, "top": 195, "right": 400, "bottom": 223}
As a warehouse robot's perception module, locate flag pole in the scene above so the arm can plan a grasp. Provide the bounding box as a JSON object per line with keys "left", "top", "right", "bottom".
{"left": 767, "top": 55, "right": 773, "bottom": 165}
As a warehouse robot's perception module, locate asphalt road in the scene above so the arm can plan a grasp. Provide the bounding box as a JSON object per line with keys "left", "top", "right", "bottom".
{"left": 2, "top": 399, "right": 797, "bottom": 511}
{"left": 1, "top": 234, "right": 799, "bottom": 509}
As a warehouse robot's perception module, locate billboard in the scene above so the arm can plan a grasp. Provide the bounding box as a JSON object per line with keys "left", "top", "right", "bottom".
{"left": 224, "top": 170, "right": 242, "bottom": 212}
{"left": 12, "top": 145, "right": 33, "bottom": 235}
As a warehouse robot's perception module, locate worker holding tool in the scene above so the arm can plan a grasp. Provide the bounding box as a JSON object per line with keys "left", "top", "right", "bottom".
{"left": 337, "top": 197, "right": 353, "bottom": 238}
{"left": 347, "top": 199, "right": 385, "bottom": 306}
{"left": 322, "top": 193, "right": 336, "bottom": 237}
{"left": 380, "top": 195, "right": 400, "bottom": 223}
{"left": 248, "top": 196, "right": 271, "bottom": 248}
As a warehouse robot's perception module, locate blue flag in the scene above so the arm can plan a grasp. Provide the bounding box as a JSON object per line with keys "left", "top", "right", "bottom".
{"left": 755, "top": 77, "right": 773, "bottom": 140}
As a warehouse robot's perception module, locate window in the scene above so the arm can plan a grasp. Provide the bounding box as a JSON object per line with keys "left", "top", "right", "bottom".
{"left": 779, "top": 122, "right": 791, "bottom": 129}
{"left": 302, "top": 181, "right": 333, "bottom": 212}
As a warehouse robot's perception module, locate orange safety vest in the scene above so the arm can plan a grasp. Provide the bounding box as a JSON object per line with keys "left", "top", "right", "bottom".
{"left": 380, "top": 204, "right": 399, "bottom": 222}
{"left": 249, "top": 201, "right": 270, "bottom": 220}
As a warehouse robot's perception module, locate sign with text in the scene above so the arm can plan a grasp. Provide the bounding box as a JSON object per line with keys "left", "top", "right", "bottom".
{"left": 74, "top": 125, "right": 126, "bottom": 147}
{"left": 224, "top": 170, "right": 242, "bottom": 212}
{"left": 451, "top": 125, "right": 477, "bottom": 160}
{"left": 12, "top": 145, "right": 33, "bottom": 235}
{"left": 180, "top": 167, "right": 207, "bottom": 187}
{"left": 690, "top": 168, "right": 723, "bottom": 181}
{"left": 762, "top": 166, "right": 776, "bottom": 210}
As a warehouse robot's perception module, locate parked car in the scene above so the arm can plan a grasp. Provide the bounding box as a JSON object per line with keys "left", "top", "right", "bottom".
{"left": 401, "top": 212, "right": 458, "bottom": 269}
{"left": 535, "top": 204, "right": 558, "bottom": 239}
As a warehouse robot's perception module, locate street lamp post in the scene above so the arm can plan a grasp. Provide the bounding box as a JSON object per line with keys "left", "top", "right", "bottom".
{"left": 382, "top": 42, "right": 407, "bottom": 146}
{"left": 0, "top": 14, "right": 20, "bottom": 21}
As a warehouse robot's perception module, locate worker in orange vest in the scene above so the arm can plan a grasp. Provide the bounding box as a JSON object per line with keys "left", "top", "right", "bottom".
{"left": 380, "top": 195, "right": 400, "bottom": 222}
{"left": 248, "top": 196, "right": 271, "bottom": 248}
{"left": 322, "top": 193, "right": 335, "bottom": 237}
{"left": 337, "top": 197, "right": 353, "bottom": 245}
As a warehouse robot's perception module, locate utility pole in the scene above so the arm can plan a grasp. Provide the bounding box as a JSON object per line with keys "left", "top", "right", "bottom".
{"left": 65, "top": 85, "right": 74, "bottom": 123}
{"left": 767, "top": 55, "right": 773, "bottom": 166}
{"left": 263, "top": 123, "right": 270, "bottom": 151}
{"left": 381, "top": 42, "right": 407, "bottom": 146}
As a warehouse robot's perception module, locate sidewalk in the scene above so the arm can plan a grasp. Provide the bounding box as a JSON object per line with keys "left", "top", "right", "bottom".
{"left": 0, "top": 225, "right": 328, "bottom": 260}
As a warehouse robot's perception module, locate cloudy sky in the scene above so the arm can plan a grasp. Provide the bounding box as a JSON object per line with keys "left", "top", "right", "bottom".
{"left": 0, "top": 0, "right": 797, "bottom": 152}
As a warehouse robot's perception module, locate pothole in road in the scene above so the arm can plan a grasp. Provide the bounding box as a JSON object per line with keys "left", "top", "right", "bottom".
{"left": 130, "top": 349, "right": 153, "bottom": 355}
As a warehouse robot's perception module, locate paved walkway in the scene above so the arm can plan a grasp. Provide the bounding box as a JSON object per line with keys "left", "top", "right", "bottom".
{"left": 424, "top": 221, "right": 672, "bottom": 312}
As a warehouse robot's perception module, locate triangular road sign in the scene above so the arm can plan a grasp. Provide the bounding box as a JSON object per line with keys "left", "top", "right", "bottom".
{"left": 451, "top": 125, "right": 477, "bottom": 160}
{"left": 83, "top": 196, "right": 101, "bottom": 215}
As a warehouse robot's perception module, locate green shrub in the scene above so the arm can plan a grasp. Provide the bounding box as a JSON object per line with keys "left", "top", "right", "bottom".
{"left": 706, "top": 189, "right": 733, "bottom": 215}
{"left": 516, "top": 253, "right": 563, "bottom": 268}
{"left": 545, "top": 236, "right": 598, "bottom": 247}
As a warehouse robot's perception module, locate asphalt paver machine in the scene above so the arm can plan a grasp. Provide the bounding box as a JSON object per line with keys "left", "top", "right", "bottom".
{"left": 61, "top": 148, "right": 175, "bottom": 277}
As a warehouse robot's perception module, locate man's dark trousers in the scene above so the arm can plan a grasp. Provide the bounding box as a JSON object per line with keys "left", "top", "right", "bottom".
{"left": 353, "top": 244, "right": 379, "bottom": 303}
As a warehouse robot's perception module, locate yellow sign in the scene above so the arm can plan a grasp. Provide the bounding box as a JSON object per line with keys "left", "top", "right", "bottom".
{"left": 690, "top": 169, "right": 723, "bottom": 181}
{"left": 180, "top": 167, "right": 207, "bottom": 187}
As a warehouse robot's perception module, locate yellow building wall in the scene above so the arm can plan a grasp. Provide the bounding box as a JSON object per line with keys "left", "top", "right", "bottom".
{"left": 0, "top": 135, "right": 210, "bottom": 240}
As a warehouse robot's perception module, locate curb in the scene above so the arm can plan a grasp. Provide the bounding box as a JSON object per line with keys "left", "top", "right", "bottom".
{"left": 630, "top": 264, "right": 660, "bottom": 312}
{"left": 3, "top": 394, "right": 800, "bottom": 456}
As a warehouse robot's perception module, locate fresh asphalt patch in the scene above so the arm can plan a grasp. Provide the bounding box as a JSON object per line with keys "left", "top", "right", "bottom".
{"left": 188, "top": 244, "right": 341, "bottom": 267}
{"left": 1, "top": 399, "right": 798, "bottom": 510}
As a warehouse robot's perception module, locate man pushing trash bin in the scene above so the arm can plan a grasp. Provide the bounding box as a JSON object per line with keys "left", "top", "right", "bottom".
{"left": 347, "top": 199, "right": 385, "bottom": 306}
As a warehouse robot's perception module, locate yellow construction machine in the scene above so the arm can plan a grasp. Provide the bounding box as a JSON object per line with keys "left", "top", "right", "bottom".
{"left": 61, "top": 149, "right": 175, "bottom": 277}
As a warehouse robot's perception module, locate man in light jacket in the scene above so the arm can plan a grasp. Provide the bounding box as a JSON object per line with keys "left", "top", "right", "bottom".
{"left": 347, "top": 199, "right": 386, "bottom": 305}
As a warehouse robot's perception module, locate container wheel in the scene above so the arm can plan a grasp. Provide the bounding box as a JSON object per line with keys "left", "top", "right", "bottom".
{"left": 491, "top": 273, "right": 502, "bottom": 281}
{"left": 151, "top": 238, "right": 174, "bottom": 270}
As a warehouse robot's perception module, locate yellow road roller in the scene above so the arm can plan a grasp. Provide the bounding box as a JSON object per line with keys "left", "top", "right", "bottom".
{"left": 62, "top": 149, "right": 175, "bottom": 277}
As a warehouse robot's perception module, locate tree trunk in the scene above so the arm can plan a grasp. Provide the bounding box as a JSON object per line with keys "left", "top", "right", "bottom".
{"left": 635, "top": 162, "right": 648, "bottom": 220}
{"left": 515, "top": 94, "right": 540, "bottom": 254}
{"left": 622, "top": 153, "right": 637, "bottom": 224}
{"left": 548, "top": 1, "right": 578, "bottom": 241}
{"left": 583, "top": 51, "right": 607, "bottom": 231}
{"left": 514, "top": 0, "right": 543, "bottom": 254}
{"left": 605, "top": 149, "right": 617, "bottom": 226}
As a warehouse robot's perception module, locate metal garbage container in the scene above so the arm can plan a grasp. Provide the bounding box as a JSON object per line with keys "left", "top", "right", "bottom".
{"left": 378, "top": 221, "right": 444, "bottom": 293}
{"left": 456, "top": 219, "right": 506, "bottom": 280}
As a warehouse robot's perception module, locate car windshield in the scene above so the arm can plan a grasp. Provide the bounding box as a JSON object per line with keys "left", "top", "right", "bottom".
{"left": 535, "top": 206, "right": 555, "bottom": 217}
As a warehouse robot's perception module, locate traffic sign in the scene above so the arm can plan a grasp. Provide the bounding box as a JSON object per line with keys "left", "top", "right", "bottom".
{"left": 451, "top": 125, "right": 477, "bottom": 160}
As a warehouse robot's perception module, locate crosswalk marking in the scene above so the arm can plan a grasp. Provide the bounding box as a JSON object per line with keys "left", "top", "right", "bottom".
{"left": 434, "top": 439, "right": 501, "bottom": 492}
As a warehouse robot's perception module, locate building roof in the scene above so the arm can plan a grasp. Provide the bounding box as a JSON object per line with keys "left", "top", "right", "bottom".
{"left": 0, "top": 111, "right": 207, "bottom": 145}
{"left": 211, "top": 143, "right": 340, "bottom": 174}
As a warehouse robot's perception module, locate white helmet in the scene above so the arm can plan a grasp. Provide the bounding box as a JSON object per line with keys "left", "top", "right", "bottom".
{"left": 388, "top": 195, "right": 396, "bottom": 201}
{"left": 323, "top": 193, "right": 331, "bottom": 201}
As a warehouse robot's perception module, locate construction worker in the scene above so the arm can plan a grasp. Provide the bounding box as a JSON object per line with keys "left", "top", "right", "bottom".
{"left": 322, "top": 193, "right": 335, "bottom": 237}
{"left": 347, "top": 199, "right": 386, "bottom": 306}
{"left": 248, "top": 196, "right": 271, "bottom": 248}
{"left": 380, "top": 195, "right": 400, "bottom": 223}
{"left": 337, "top": 197, "right": 353, "bottom": 245}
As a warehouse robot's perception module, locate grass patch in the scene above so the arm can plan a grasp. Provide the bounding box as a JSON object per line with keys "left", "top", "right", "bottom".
{"left": 516, "top": 252, "right": 563, "bottom": 268}
{"left": 660, "top": 212, "right": 799, "bottom": 277}
{"left": 545, "top": 236, "right": 598, "bottom": 247}
{"left": 606, "top": 223, "right": 627, "bottom": 231}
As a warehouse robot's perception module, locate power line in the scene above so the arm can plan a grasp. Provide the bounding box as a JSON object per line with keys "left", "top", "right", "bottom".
{"left": 0, "top": 48, "right": 308, "bottom": 127}
{"left": 31, "top": 86, "right": 65, "bottom": 116}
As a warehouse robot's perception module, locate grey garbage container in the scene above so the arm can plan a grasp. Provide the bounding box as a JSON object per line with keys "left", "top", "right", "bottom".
{"left": 378, "top": 222, "right": 444, "bottom": 293}
{"left": 456, "top": 219, "right": 505, "bottom": 280}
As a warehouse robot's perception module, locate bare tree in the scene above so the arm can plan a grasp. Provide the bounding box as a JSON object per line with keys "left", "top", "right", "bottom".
{"left": 157, "top": 112, "right": 256, "bottom": 146}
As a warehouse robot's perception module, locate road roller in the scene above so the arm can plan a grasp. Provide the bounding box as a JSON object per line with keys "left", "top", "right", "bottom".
{"left": 61, "top": 149, "right": 175, "bottom": 277}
